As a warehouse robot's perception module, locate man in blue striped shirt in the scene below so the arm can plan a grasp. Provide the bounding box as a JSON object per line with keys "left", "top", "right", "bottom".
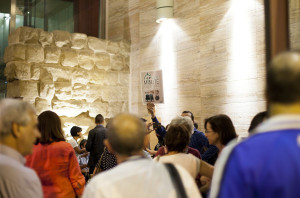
{"left": 210, "top": 51, "right": 300, "bottom": 198}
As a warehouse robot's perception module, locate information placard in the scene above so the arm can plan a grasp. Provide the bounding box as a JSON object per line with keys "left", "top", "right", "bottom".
{"left": 141, "top": 70, "right": 164, "bottom": 104}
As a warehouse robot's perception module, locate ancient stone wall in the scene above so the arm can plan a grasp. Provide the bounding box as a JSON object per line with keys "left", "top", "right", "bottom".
{"left": 4, "top": 27, "right": 130, "bottom": 136}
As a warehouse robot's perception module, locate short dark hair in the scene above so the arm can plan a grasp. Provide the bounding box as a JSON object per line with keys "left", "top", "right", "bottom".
{"left": 204, "top": 114, "right": 237, "bottom": 146}
{"left": 182, "top": 110, "right": 194, "bottom": 122}
{"left": 38, "top": 111, "right": 65, "bottom": 144}
{"left": 165, "top": 125, "right": 190, "bottom": 152}
{"left": 70, "top": 126, "right": 82, "bottom": 137}
{"left": 95, "top": 114, "right": 104, "bottom": 124}
{"left": 248, "top": 111, "right": 268, "bottom": 132}
{"left": 79, "top": 139, "right": 87, "bottom": 149}
{"left": 267, "top": 51, "right": 300, "bottom": 103}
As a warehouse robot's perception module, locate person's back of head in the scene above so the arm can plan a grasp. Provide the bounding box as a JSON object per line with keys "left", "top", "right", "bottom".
{"left": 95, "top": 114, "right": 104, "bottom": 125}
{"left": 267, "top": 51, "right": 300, "bottom": 105}
{"left": 107, "top": 113, "right": 145, "bottom": 156}
{"left": 70, "top": 126, "right": 82, "bottom": 137}
{"left": 165, "top": 116, "right": 194, "bottom": 152}
{"left": 248, "top": 111, "right": 268, "bottom": 133}
{"left": 38, "top": 111, "right": 65, "bottom": 144}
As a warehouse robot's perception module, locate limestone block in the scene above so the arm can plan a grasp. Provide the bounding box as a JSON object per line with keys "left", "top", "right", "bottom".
{"left": 89, "top": 69, "right": 105, "bottom": 85}
{"left": 4, "top": 44, "right": 26, "bottom": 63}
{"left": 39, "top": 30, "right": 53, "bottom": 47}
{"left": 94, "top": 53, "right": 110, "bottom": 70}
{"left": 118, "top": 72, "right": 130, "bottom": 85}
{"left": 87, "top": 37, "right": 107, "bottom": 52}
{"left": 53, "top": 30, "right": 71, "bottom": 48}
{"left": 72, "top": 68, "right": 89, "bottom": 85}
{"left": 43, "top": 64, "right": 72, "bottom": 81}
{"left": 124, "top": 56, "right": 130, "bottom": 71}
{"left": 101, "top": 86, "right": 128, "bottom": 102}
{"left": 107, "top": 101, "right": 128, "bottom": 118}
{"left": 111, "top": 55, "right": 124, "bottom": 71}
{"left": 104, "top": 72, "right": 118, "bottom": 85}
{"left": 71, "top": 33, "right": 87, "bottom": 49}
{"left": 52, "top": 99, "right": 88, "bottom": 117}
{"left": 5, "top": 61, "right": 31, "bottom": 81}
{"left": 22, "top": 97, "right": 36, "bottom": 106}
{"left": 8, "top": 27, "right": 39, "bottom": 45}
{"left": 72, "top": 84, "right": 87, "bottom": 100}
{"left": 88, "top": 99, "right": 108, "bottom": 117}
{"left": 78, "top": 50, "right": 94, "bottom": 70}
{"left": 107, "top": 41, "right": 120, "bottom": 54}
{"left": 26, "top": 45, "right": 44, "bottom": 63}
{"left": 54, "top": 81, "right": 72, "bottom": 100}
{"left": 61, "top": 48, "right": 78, "bottom": 67}
{"left": 31, "top": 64, "right": 40, "bottom": 80}
{"left": 45, "top": 47, "right": 61, "bottom": 64}
{"left": 40, "top": 69, "right": 55, "bottom": 100}
{"left": 119, "top": 40, "right": 131, "bottom": 57}
{"left": 7, "top": 80, "right": 38, "bottom": 98}
{"left": 35, "top": 98, "right": 52, "bottom": 114}
{"left": 86, "top": 83, "right": 102, "bottom": 103}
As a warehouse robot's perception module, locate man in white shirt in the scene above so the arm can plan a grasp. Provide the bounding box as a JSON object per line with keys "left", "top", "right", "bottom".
{"left": 83, "top": 113, "right": 202, "bottom": 198}
{"left": 68, "top": 126, "right": 86, "bottom": 157}
{"left": 0, "top": 99, "right": 43, "bottom": 198}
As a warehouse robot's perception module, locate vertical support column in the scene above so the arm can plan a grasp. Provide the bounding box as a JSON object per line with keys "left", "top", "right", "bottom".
{"left": 264, "top": 0, "right": 290, "bottom": 63}
{"left": 10, "top": 0, "right": 16, "bottom": 33}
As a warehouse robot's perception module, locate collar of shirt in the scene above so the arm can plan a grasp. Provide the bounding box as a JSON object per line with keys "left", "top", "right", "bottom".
{"left": 0, "top": 144, "right": 26, "bottom": 165}
{"left": 255, "top": 114, "right": 300, "bottom": 134}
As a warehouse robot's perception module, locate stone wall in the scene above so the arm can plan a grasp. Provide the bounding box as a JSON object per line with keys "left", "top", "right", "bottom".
{"left": 107, "top": 0, "right": 266, "bottom": 136}
{"left": 289, "top": 0, "right": 300, "bottom": 50}
{"left": 4, "top": 27, "right": 130, "bottom": 136}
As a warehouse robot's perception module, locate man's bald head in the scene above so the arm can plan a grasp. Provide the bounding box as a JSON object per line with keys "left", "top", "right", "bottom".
{"left": 267, "top": 51, "right": 300, "bottom": 104}
{"left": 107, "top": 113, "right": 146, "bottom": 156}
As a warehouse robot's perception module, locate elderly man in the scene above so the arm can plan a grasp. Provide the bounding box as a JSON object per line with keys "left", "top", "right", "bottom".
{"left": 0, "top": 99, "right": 42, "bottom": 198}
{"left": 83, "top": 113, "right": 201, "bottom": 198}
{"left": 210, "top": 51, "right": 300, "bottom": 198}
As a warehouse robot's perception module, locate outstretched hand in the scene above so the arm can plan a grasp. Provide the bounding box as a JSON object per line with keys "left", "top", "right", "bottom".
{"left": 147, "top": 102, "right": 155, "bottom": 118}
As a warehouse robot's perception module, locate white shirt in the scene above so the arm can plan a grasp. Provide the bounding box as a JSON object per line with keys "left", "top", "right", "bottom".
{"left": 68, "top": 138, "right": 79, "bottom": 157}
{"left": 83, "top": 156, "right": 202, "bottom": 198}
{"left": 0, "top": 145, "right": 43, "bottom": 198}
{"left": 156, "top": 153, "right": 200, "bottom": 178}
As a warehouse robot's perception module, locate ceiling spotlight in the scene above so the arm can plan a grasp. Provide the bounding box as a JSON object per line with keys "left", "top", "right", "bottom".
{"left": 156, "top": 0, "right": 174, "bottom": 23}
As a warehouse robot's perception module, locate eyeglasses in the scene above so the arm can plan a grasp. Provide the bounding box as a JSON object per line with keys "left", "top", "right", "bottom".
{"left": 205, "top": 130, "right": 214, "bottom": 134}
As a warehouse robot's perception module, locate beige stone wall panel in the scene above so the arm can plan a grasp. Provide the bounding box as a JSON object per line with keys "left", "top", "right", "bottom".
{"left": 88, "top": 99, "right": 109, "bottom": 117}
{"left": 39, "top": 69, "right": 55, "bottom": 100}
{"left": 54, "top": 81, "right": 72, "bottom": 100}
{"left": 26, "top": 45, "right": 44, "bottom": 63}
{"left": 71, "top": 33, "right": 88, "bottom": 49}
{"left": 94, "top": 52, "right": 110, "bottom": 70}
{"left": 8, "top": 27, "right": 39, "bottom": 45}
{"left": 31, "top": 64, "right": 40, "bottom": 80}
{"left": 72, "top": 68, "right": 89, "bottom": 85}
{"left": 111, "top": 55, "right": 125, "bottom": 71}
{"left": 101, "top": 86, "right": 128, "bottom": 102}
{"left": 104, "top": 72, "right": 118, "bottom": 85}
{"left": 72, "top": 84, "right": 87, "bottom": 100}
{"left": 107, "top": 41, "right": 120, "bottom": 54}
{"left": 118, "top": 72, "right": 130, "bottom": 85}
{"left": 86, "top": 83, "right": 102, "bottom": 103}
{"left": 4, "top": 44, "right": 26, "bottom": 63}
{"left": 35, "top": 97, "right": 52, "bottom": 114}
{"left": 53, "top": 30, "right": 71, "bottom": 48}
{"left": 89, "top": 70, "right": 105, "bottom": 85}
{"left": 107, "top": 101, "right": 128, "bottom": 118}
{"left": 42, "top": 64, "right": 72, "bottom": 82}
{"left": 39, "top": 30, "right": 53, "bottom": 47}
{"left": 7, "top": 80, "right": 38, "bottom": 98}
{"left": 78, "top": 50, "right": 95, "bottom": 70}
{"left": 61, "top": 48, "right": 78, "bottom": 67}
{"left": 5, "top": 61, "right": 31, "bottom": 81}
{"left": 87, "top": 37, "right": 107, "bottom": 52}
{"left": 52, "top": 99, "right": 88, "bottom": 117}
{"left": 44, "top": 47, "right": 61, "bottom": 64}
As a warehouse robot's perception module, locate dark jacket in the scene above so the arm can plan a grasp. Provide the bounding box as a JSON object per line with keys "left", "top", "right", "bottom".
{"left": 86, "top": 125, "right": 107, "bottom": 168}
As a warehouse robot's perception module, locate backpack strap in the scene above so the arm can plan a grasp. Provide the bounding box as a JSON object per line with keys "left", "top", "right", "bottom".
{"left": 164, "top": 163, "right": 188, "bottom": 198}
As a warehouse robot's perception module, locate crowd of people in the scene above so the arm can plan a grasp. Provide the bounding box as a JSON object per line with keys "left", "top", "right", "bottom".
{"left": 1, "top": 51, "right": 300, "bottom": 198}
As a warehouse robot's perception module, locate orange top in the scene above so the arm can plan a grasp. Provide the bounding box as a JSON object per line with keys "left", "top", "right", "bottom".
{"left": 26, "top": 141, "right": 85, "bottom": 198}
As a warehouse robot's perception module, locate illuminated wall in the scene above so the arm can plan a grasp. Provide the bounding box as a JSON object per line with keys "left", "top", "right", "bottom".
{"left": 4, "top": 27, "right": 130, "bottom": 137}
{"left": 108, "top": 0, "right": 266, "bottom": 136}
{"left": 289, "top": 0, "right": 300, "bottom": 50}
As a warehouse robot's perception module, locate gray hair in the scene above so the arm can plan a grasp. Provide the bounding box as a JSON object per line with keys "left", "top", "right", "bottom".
{"left": 0, "top": 99, "right": 36, "bottom": 136}
{"left": 169, "top": 116, "right": 194, "bottom": 136}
